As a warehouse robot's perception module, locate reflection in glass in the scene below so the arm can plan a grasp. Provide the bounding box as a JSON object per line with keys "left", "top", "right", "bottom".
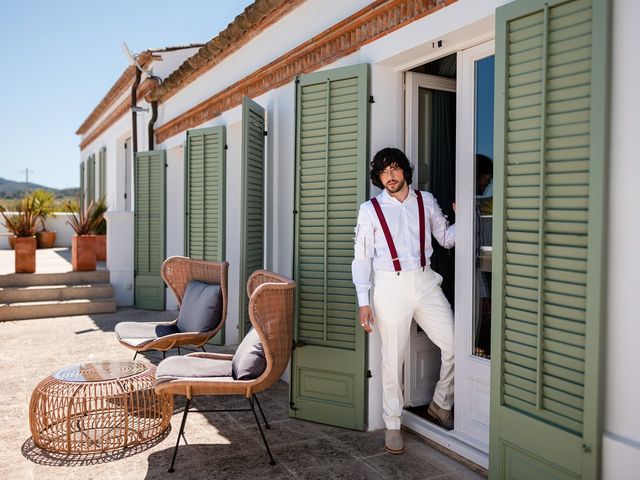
{"left": 473, "top": 55, "right": 494, "bottom": 359}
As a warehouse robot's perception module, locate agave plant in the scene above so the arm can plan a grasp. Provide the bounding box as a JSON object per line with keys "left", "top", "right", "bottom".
{"left": 65, "top": 198, "right": 103, "bottom": 236}
{"left": 90, "top": 196, "right": 108, "bottom": 235}
{"left": 27, "top": 189, "right": 56, "bottom": 231}
{"left": 0, "top": 196, "right": 39, "bottom": 237}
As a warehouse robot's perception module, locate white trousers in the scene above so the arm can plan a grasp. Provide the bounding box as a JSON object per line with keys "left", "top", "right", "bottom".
{"left": 372, "top": 268, "right": 455, "bottom": 430}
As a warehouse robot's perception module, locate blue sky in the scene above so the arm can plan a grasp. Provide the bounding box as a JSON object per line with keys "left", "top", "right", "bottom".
{"left": 0, "top": 0, "right": 253, "bottom": 190}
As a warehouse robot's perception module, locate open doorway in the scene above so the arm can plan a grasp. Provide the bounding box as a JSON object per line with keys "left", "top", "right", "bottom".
{"left": 403, "top": 53, "right": 457, "bottom": 426}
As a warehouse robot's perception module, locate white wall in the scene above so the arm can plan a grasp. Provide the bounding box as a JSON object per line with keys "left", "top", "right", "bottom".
{"left": 104, "top": 211, "right": 134, "bottom": 306}
{"left": 225, "top": 122, "right": 243, "bottom": 345}
{"left": 165, "top": 145, "right": 185, "bottom": 310}
{"left": 603, "top": 0, "right": 640, "bottom": 478}
{"left": 0, "top": 213, "right": 76, "bottom": 249}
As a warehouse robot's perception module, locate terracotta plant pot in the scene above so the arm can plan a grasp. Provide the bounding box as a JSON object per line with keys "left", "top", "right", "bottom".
{"left": 72, "top": 235, "right": 97, "bottom": 271}
{"left": 95, "top": 234, "right": 107, "bottom": 261}
{"left": 14, "top": 237, "right": 36, "bottom": 273}
{"left": 8, "top": 235, "right": 15, "bottom": 250}
{"left": 37, "top": 231, "right": 56, "bottom": 249}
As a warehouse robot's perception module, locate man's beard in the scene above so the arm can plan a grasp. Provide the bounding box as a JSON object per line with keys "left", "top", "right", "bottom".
{"left": 385, "top": 178, "right": 405, "bottom": 194}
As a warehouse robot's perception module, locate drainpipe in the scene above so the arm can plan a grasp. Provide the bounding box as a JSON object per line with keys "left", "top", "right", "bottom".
{"left": 131, "top": 68, "right": 142, "bottom": 155}
{"left": 148, "top": 100, "right": 158, "bottom": 151}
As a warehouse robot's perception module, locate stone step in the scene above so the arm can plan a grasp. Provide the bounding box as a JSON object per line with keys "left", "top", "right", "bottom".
{"left": 0, "top": 298, "right": 117, "bottom": 322}
{"left": 0, "top": 284, "right": 114, "bottom": 303}
{"left": 0, "top": 270, "right": 110, "bottom": 288}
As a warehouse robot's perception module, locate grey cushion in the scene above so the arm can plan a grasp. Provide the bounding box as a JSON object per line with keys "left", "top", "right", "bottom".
{"left": 115, "top": 321, "right": 179, "bottom": 347}
{"left": 177, "top": 281, "right": 223, "bottom": 333}
{"left": 232, "top": 328, "right": 266, "bottom": 380}
{"left": 155, "top": 356, "right": 232, "bottom": 385}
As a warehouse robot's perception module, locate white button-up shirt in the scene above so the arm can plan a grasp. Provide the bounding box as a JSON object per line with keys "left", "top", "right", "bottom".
{"left": 351, "top": 189, "right": 456, "bottom": 306}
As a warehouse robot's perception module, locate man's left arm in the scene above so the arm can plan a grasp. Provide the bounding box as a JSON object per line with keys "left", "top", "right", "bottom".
{"left": 428, "top": 194, "right": 456, "bottom": 249}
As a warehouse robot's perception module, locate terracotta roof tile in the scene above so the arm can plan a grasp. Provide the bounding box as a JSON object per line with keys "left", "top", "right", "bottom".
{"left": 147, "top": 0, "right": 303, "bottom": 102}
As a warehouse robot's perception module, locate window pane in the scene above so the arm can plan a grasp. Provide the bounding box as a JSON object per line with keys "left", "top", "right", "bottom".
{"left": 473, "top": 55, "right": 494, "bottom": 359}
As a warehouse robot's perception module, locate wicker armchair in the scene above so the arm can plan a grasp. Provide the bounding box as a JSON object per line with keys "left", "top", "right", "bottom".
{"left": 115, "top": 257, "right": 228, "bottom": 359}
{"left": 154, "top": 270, "right": 295, "bottom": 472}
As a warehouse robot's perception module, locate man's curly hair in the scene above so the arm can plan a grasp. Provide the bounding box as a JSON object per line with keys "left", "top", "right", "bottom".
{"left": 370, "top": 148, "right": 414, "bottom": 189}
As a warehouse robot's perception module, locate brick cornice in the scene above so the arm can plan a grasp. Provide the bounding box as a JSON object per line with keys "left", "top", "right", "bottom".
{"left": 148, "top": 0, "right": 305, "bottom": 103}
{"left": 156, "top": 0, "right": 456, "bottom": 144}
{"left": 76, "top": 52, "right": 152, "bottom": 135}
{"left": 79, "top": 80, "right": 155, "bottom": 150}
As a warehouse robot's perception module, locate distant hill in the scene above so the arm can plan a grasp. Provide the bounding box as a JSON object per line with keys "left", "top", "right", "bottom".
{"left": 0, "top": 177, "right": 78, "bottom": 200}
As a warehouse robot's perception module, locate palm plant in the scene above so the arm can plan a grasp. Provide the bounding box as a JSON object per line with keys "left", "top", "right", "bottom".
{"left": 28, "top": 189, "right": 56, "bottom": 231}
{"left": 1, "top": 196, "right": 39, "bottom": 237}
{"left": 90, "top": 196, "right": 108, "bottom": 235}
{"left": 65, "top": 198, "right": 103, "bottom": 236}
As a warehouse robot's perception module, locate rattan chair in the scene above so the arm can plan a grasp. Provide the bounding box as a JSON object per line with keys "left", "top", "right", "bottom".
{"left": 115, "top": 257, "right": 228, "bottom": 359}
{"left": 154, "top": 270, "right": 295, "bottom": 472}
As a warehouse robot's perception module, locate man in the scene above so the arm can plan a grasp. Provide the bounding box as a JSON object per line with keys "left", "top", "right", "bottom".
{"left": 351, "top": 147, "right": 455, "bottom": 455}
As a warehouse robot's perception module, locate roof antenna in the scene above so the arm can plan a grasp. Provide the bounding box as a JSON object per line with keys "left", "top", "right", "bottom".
{"left": 121, "top": 42, "right": 154, "bottom": 78}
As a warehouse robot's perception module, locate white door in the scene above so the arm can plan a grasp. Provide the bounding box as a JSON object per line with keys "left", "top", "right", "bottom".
{"left": 453, "top": 40, "right": 495, "bottom": 451}
{"left": 403, "top": 72, "right": 456, "bottom": 407}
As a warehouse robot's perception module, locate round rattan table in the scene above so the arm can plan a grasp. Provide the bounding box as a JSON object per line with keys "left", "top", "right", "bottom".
{"left": 29, "top": 361, "right": 173, "bottom": 454}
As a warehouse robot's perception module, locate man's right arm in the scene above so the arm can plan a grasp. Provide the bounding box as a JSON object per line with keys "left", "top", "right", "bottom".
{"left": 352, "top": 205, "right": 374, "bottom": 307}
{"left": 352, "top": 205, "right": 375, "bottom": 332}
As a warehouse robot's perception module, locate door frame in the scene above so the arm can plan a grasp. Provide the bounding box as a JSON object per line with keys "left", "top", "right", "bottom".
{"left": 453, "top": 39, "right": 495, "bottom": 452}
{"left": 400, "top": 43, "right": 495, "bottom": 470}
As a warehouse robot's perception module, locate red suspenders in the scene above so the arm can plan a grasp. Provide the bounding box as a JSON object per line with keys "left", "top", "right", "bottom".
{"left": 370, "top": 189, "right": 426, "bottom": 273}
{"left": 416, "top": 189, "right": 426, "bottom": 268}
{"left": 370, "top": 196, "right": 401, "bottom": 272}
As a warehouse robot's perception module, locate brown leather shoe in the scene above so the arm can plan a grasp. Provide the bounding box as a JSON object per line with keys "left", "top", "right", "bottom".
{"left": 384, "top": 429, "right": 405, "bottom": 454}
{"left": 428, "top": 401, "right": 454, "bottom": 430}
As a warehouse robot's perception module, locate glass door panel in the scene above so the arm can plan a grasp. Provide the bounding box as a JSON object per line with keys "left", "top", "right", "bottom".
{"left": 473, "top": 56, "right": 495, "bottom": 359}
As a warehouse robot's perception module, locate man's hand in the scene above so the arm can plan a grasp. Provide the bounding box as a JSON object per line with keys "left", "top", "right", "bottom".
{"left": 359, "top": 306, "right": 374, "bottom": 333}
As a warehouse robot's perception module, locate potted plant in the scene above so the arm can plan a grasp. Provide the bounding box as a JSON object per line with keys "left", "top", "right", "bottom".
{"left": 29, "top": 189, "right": 57, "bottom": 249}
{"left": 91, "top": 196, "right": 108, "bottom": 262}
{"left": 66, "top": 198, "right": 102, "bottom": 271}
{"left": 1, "top": 197, "right": 39, "bottom": 273}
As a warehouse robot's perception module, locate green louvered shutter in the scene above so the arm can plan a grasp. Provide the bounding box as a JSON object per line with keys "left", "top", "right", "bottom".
{"left": 185, "top": 126, "right": 226, "bottom": 343}
{"left": 79, "top": 161, "right": 85, "bottom": 210}
{"left": 98, "top": 147, "right": 106, "bottom": 200}
{"left": 87, "top": 154, "right": 95, "bottom": 206}
{"left": 185, "top": 126, "right": 225, "bottom": 261}
{"left": 490, "top": 1, "right": 608, "bottom": 478}
{"left": 239, "top": 97, "right": 265, "bottom": 338}
{"left": 134, "top": 150, "right": 166, "bottom": 310}
{"left": 290, "top": 64, "right": 369, "bottom": 430}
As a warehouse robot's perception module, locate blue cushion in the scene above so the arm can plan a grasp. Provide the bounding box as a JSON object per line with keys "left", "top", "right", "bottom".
{"left": 232, "top": 328, "right": 266, "bottom": 380}
{"left": 155, "top": 324, "right": 180, "bottom": 337}
{"left": 176, "top": 281, "right": 223, "bottom": 333}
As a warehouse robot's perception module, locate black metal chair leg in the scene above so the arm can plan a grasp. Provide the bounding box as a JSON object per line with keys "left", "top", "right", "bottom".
{"left": 163, "top": 351, "right": 166, "bottom": 359}
{"left": 168, "top": 398, "right": 191, "bottom": 473}
{"left": 248, "top": 396, "right": 275, "bottom": 465}
{"left": 201, "top": 346, "right": 206, "bottom": 352}
{"left": 133, "top": 351, "right": 138, "bottom": 361}
{"left": 177, "top": 347, "right": 182, "bottom": 355}
{"left": 253, "top": 394, "right": 270, "bottom": 429}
